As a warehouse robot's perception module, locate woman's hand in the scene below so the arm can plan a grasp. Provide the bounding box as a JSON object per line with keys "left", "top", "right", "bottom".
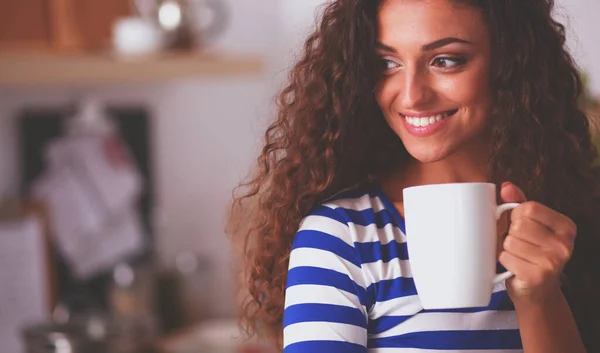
{"left": 499, "top": 182, "right": 577, "bottom": 305}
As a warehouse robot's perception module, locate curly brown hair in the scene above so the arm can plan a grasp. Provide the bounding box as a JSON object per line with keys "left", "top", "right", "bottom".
{"left": 229, "top": 0, "right": 600, "bottom": 350}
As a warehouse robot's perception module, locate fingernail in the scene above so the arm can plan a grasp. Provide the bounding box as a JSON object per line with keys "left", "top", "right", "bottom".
{"left": 501, "top": 182, "right": 511, "bottom": 188}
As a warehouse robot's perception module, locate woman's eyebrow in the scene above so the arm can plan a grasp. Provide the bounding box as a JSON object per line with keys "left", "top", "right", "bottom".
{"left": 422, "top": 37, "right": 472, "bottom": 51}
{"left": 375, "top": 42, "right": 397, "bottom": 53}
{"left": 376, "top": 37, "right": 472, "bottom": 53}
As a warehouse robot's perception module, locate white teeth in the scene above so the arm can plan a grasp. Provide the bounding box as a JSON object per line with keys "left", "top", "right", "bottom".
{"left": 404, "top": 113, "right": 448, "bottom": 127}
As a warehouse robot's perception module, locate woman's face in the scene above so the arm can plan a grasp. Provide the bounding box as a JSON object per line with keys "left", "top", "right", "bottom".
{"left": 375, "top": 0, "right": 493, "bottom": 163}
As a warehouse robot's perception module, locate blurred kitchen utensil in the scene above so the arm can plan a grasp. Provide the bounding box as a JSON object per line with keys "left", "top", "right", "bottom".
{"left": 22, "top": 322, "right": 86, "bottom": 353}
{"left": 130, "top": 0, "right": 228, "bottom": 50}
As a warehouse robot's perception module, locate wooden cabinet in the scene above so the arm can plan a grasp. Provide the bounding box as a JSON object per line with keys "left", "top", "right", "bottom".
{"left": 0, "top": 0, "right": 52, "bottom": 49}
{"left": 0, "top": 0, "right": 132, "bottom": 51}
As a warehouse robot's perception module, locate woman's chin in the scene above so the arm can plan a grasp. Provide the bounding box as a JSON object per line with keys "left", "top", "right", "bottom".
{"left": 404, "top": 145, "right": 450, "bottom": 164}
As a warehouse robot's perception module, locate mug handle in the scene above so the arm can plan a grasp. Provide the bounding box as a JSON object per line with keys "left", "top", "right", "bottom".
{"left": 492, "top": 203, "right": 520, "bottom": 284}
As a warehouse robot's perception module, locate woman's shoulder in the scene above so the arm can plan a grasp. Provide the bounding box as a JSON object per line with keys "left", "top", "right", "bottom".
{"left": 292, "top": 187, "right": 383, "bottom": 263}
{"left": 296, "top": 184, "right": 398, "bottom": 243}
{"left": 310, "top": 185, "right": 382, "bottom": 220}
{"left": 293, "top": 184, "right": 405, "bottom": 269}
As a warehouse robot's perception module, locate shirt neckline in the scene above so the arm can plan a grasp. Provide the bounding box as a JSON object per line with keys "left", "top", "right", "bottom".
{"left": 373, "top": 186, "right": 407, "bottom": 234}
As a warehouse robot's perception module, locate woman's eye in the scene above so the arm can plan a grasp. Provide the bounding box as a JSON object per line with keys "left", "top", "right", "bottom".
{"left": 381, "top": 58, "right": 400, "bottom": 71}
{"left": 431, "top": 57, "right": 466, "bottom": 69}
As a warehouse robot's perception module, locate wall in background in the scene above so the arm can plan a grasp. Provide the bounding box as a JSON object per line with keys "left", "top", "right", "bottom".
{"left": 556, "top": 0, "right": 600, "bottom": 95}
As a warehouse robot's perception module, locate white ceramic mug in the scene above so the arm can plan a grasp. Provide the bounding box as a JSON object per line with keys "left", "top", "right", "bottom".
{"left": 112, "top": 17, "right": 164, "bottom": 56}
{"left": 402, "top": 182, "right": 519, "bottom": 309}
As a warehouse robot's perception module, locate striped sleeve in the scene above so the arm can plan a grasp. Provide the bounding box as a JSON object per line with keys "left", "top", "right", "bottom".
{"left": 283, "top": 206, "right": 368, "bottom": 353}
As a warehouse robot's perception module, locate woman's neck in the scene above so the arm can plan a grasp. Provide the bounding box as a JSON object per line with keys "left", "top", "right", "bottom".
{"left": 407, "top": 153, "right": 489, "bottom": 185}
{"left": 382, "top": 144, "right": 491, "bottom": 205}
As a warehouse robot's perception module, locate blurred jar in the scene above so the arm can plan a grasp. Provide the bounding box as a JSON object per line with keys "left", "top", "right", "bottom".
{"left": 156, "top": 251, "right": 211, "bottom": 332}
{"left": 109, "top": 263, "right": 155, "bottom": 319}
{"left": 107, "top": 263, "right": 159, "bottom": 352}
{"left": 174, "top": 251, "right": 211, "bottom": 324}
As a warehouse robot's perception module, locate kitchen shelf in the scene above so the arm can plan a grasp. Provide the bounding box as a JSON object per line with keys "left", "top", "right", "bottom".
{"left": 0, "top": 51, "right": 264, "bottom": 86}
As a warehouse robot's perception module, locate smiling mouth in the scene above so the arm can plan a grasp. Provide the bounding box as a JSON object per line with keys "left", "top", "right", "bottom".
{"left": 400, "top": 109, "right": 459, "bottom": 127}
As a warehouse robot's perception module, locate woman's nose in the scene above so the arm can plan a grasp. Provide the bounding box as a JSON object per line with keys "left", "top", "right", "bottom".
{"left": 400, "top": 68, "right": 434, "bottom": 109}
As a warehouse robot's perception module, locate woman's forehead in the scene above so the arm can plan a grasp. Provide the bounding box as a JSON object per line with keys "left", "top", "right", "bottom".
{"left": 377, "top": 0, "right": 488, "bottom": 46}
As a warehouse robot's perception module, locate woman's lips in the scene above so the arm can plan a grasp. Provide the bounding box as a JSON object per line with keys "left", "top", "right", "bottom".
{"left": 401, "top": 109, "right": 458, "bottom": 137}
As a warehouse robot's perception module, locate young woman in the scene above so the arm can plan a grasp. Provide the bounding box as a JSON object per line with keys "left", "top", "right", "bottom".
{"left": 231, "top": 0, "right": 600, "bottom": 352}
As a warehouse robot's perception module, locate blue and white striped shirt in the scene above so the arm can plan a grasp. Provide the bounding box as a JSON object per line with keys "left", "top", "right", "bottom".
{"left": 283, "top": 187, "right": 523, "bottom": 352}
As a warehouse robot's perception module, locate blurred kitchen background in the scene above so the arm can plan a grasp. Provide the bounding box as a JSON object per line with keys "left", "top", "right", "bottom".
{"left": 0, "top": 0, "right": 598, "bottom": 352}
